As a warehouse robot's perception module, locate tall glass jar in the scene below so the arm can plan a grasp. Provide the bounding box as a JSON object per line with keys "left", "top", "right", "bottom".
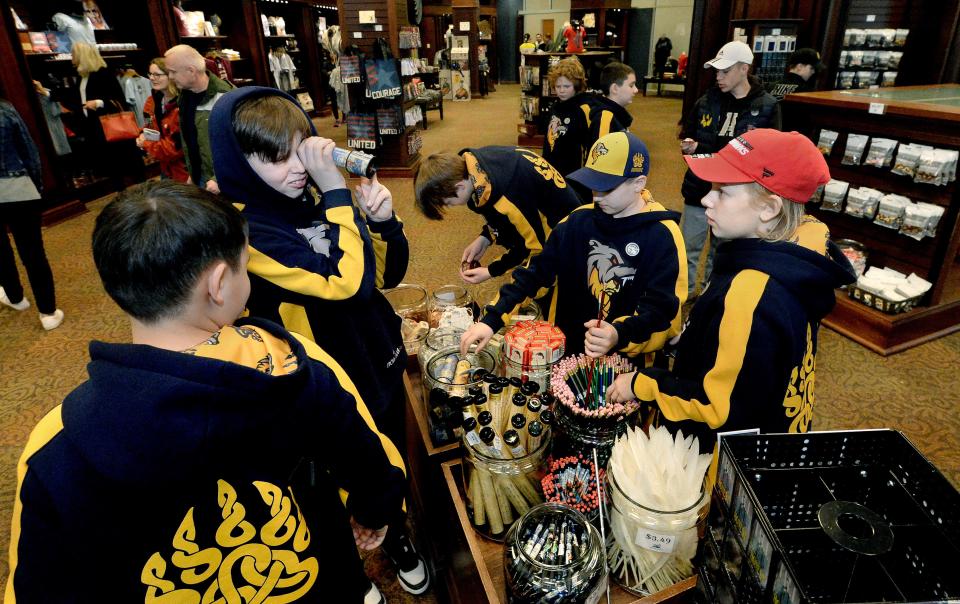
{"left": 497, "top": 299, "right": 542, "bottom": 334}
{"left": 552, "top": 401, "right": 637, "bottom": 469}
{"left": 417, "top": 327, "right": 465, "bottom": 375}
{"left": 462, "top": 429, "right": 550, "bottom": 541}
{"left": 382, "top": 284, "right": 430, "bottom": 357}
{"left": 422, "top": 344, "right": 498, "bottom": 446}
{"left": 503, "top": 503, "right": 607, "bottom": 603}
{"left": 428, "top": 285, "right": 474, "bottom": 329}
{"left": 606, "top": 469, "right": 708, "bottom": 596}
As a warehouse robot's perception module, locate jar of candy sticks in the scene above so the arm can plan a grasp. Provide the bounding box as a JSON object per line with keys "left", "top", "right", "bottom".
{"left": 503, "top": 503, "right": 607, "bottom": 603}
{"left": 550, "top": 353, "right": 640, "bottom": 467}
{"left": 422, "top": 344, "right": 498, "bottom": 446}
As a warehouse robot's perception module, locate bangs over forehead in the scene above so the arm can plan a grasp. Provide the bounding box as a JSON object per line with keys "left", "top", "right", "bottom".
{"left": 233, "top": 96, "right": 313, "bottom": 162}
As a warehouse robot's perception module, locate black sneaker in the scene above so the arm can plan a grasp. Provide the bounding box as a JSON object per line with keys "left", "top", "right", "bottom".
{"left": 385, "top": 533, "right": 430, "bottom": 595}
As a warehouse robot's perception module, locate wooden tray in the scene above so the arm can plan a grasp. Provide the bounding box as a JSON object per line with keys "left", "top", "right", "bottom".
{"left": 439, "top": 459, "right": 697, "bottom": 604}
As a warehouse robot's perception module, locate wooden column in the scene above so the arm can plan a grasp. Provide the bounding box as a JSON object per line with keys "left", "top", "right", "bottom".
{"left": 452, "top": 0, "right": 480, "bottom": 93}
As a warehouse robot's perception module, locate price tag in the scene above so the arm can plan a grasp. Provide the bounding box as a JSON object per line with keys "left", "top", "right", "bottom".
{"left": 352, "top": 31, "right": 363, "bottom": 39}
{"left": 771, "top": 28, "right": 781, "bottom": 35}
{"left": 635, "top": 527, "right": 676, "bottom": 553}
{"left": 866, "top": 14, "right": 876, "bottom": 22}
{"left": 869, "top": 102, "right": 885, "bottom": 115}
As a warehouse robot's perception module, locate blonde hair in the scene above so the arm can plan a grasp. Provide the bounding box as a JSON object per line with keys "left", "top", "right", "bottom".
{"left": 149, "top": 57, "right": 179, "bottom": 98}
{"left": 547, "top": 57, "right": 586, "bottom": 93}
{"left": 72, "top": 42, "right": 107, "bottom": 77}
{"left": 751, "top": 183, "right": 806, "bottom": 242}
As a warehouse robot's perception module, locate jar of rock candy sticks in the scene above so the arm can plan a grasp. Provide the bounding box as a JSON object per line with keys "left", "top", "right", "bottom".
{"left": 423, "top": 345, "right": 499, "bottom": 446}
{"left": 461, "top": 419, "right": 551, "bottom": 541}
{"left": 550, "top": 354, "right": 640, "bottom": 468}
{"left": 503, "top": 503, "right": 607, "bottom": 603}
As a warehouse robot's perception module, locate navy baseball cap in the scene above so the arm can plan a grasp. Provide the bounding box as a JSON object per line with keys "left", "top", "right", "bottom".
{"left": 567, "top": 131, "right": 651, "bottom": 192}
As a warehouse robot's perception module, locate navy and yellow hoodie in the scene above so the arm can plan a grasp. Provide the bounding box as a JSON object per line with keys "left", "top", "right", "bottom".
{"left": 629, "top": 219, "right": 856, "bottom": 449}
{"left": 541, "top": 92, "right": 594, "bottom": 177}
{"left": 587, "top": 95, "right": 633, "bottom": 143}
{"left": 6, "top": 319, "right": 407, "bottom": 602}
{"left": 480, "top": 198, "right": 687, "bottom": 358}
{"left": 210, "top": 87, "right": 408, "bottom": 419}
{"left": 462, "top": 146, "right": 582, "bottom": 278}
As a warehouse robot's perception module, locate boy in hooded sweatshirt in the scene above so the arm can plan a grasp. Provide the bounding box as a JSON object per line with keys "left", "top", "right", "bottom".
{"left": 209, "top": 88, "right": 428, "bottom": 597}
{"left": 609, "top": 129, "right": 856, "bottom": 455}
{"left": 6, "top": 181, "right": 407, "bottom": 603}
{"left": 587, "top": 61, "right": 637, "bottom": 142}
{"left": 541, "top": 56, "right": 594, "bottom": 178}
{"left": 680, "top": 41, "right": 781, "bottom": 297}
{"left": 415, "top": 146, "right": 582, "bottom": 285}
{"left": 460, "top": 131, "right": 686, "bottom": 362}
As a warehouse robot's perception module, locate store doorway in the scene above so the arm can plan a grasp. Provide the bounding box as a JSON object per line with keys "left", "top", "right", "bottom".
{"left": 542, "top": 19, "right": 554, "bottom": 41}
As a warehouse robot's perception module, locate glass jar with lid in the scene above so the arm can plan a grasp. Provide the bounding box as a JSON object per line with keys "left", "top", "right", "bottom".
{"left": 421, "top": 344, "right": 498, "bottom": 446}
{"left": 382, "top": 284, "right": 429, "bottom": 356}
{"left": 417, "top": 327, "right": 465, "bottom": 375}
{"left": 503, "top": 503, "right": 607, "bottom": 602}
{"left": 428, "top": 285, "right": 473, "bottom": 329}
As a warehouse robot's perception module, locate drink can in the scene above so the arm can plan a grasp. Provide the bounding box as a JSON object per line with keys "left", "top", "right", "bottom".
{"left": 332, "top": 147, "right": 377, "bottom": 177}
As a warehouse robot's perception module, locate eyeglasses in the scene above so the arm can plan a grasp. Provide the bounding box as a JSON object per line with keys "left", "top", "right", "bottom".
{"left": 148, "top": 72, "right": 168, "bottom": 78}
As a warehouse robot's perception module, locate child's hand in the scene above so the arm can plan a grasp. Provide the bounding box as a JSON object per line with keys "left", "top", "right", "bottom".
{"left": 298, "top": 136, "right": 347, "bottom": 193}
{"left": 461, "top": 235, "right": 491, "bottom": 264}
{"left": 460, "top": 266, "right": 491, "bottom": 284}
{"left": 680, "top": 138, "right": 698, "bottom": 155}
{"left": 460, "top": 322, "right": 494, "bottom": 355}
{"left": 350, "top": 517, "right": 387, "bottom": 550}
{"left": 607, "top": 371, "right": 636, "bottom": 404}
{"left": 583, "top": 320, "right": 619, "bottom": 357}
{"left": 355, "top": 174, "right": 393, "bottom": 221}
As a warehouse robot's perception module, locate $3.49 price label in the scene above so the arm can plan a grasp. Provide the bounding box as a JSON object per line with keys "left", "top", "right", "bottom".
{"left": 635, "top": 528, "right": 676, "bottom": 553}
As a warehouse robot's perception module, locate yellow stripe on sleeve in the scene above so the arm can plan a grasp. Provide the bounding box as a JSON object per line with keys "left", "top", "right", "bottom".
{"left": 370, "top": 236, "right": 388, "bottom": 288}
{"left": 5, "top": 406, "right": 65, "bottom": 603}
{"left": 246, "top": 205, "right": 366, "bottom": 301}
{"left": 598, "top": 111, "right": 614, "bottom": 137}
{"left": 493, "top": 197, "right": 543, "bottom": 257}
{"left": 632, "top": 270, "right": 768, "bottom": 429}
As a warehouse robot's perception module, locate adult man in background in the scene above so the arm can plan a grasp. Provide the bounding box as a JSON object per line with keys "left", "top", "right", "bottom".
{"left": 768, "top": 48, "right": 825, "bottom": 100}
{"left": 678, "top": 41, "right": 780, "bottom": 297}
{"left": 164, "top": 44, "right": 234, "bottom": 193}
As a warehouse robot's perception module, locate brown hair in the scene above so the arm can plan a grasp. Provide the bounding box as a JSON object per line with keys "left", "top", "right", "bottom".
{"left": 149, "top": 57, "right": 179, "bottom": 98}
{"left": 413, "top": 153, "right": 467, "bottom": 220}
{"left": 600, "top": 62, "right": 635, "bottom": 96}
{"left": 232, "top": 95, "right": 312, "bottom": 162}
{"left": 547, "top": 57, "right": 586, "bottom": 93}
{"left": 750, "top": 182, "right": 806, "bottom": 242}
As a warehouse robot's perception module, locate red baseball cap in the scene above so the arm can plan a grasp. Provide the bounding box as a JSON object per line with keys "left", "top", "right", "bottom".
{"left": 683, "top": 129, "right": 830, "bottom": 203}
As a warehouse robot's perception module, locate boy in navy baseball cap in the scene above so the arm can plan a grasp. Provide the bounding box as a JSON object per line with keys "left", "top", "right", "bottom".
{"left": 461, "top": 131, "right": 687, "bottom": 365}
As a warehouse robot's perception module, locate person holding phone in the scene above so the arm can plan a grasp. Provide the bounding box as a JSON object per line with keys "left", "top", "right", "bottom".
{"left": 136, "top": 58, "right": 188, "bottom": 182}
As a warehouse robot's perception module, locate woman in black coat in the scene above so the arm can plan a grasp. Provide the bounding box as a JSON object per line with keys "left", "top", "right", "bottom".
{"left": 66, "top": 42, "right": 143, "bottom": 188}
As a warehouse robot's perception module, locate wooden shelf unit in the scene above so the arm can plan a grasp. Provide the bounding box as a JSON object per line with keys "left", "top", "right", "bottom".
{"left": 782, "top": 85, "right": 960, "bottom": 354}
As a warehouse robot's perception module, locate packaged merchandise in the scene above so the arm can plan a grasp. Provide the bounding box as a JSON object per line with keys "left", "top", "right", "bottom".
{"left": 846, "top": 50, "right": 863, "bottom": 67}
{"left": 842, "top": 133, "right": 869, "bottom": 165}
{"left": 855, "top": 267, "right": 931, "bottom": 311}
{"left": 816, "top": 129, "right": 839, "bottom": 156}
{"left": 808, "top": 184, "right": 824, "bottom": 204}
{"left": 874, "top": 194, "right": 910, "bottom": 229}
{"left": 899, "top": 204, "right": 928, "bottom": 240}
{"left": 860, "top": 50, "right": 877, "bottom": 68}
{"left": 864, "top": 30, "right": 884, "bottom": 48}
{"left": 836, "top": 71, "right": 855, "bottom": 89}
{"left": 882, "top": 71, "right": 898, "bottom": 87}
{"left": 913, "top": 149, "right": 958, "bottom": 186}
{"left": 879, "top": 28, "right": 897, "bottom": 47}
{"left": 890, "top": 143, "right": 928, "bottom": 177}
{"left": 888, "top": 51, "right": 903, "bottom": 69}
{"left": 843, "top": 187, "right": 880, "bottom": 219}
{"left": 876, "top": 50, "right": 891, "bottom": 68}
{"left": 864, "top": 137, "right": 897, "bottom": 168}
{"left": 894, "top": 29, "right": 910, "bottom": 46}
{"left": 839, "top": 50, "right": 849, "bottom": 67}
{"left": 856, "top": 70, "right": 879, "bottom": 88}
{"left": 844, "top": 28, "right": 866, "bottom": 46}
{"left": 821, "top": 179, "right": 849, "bottom": 212}
{"left": 834, "top": 239, "right": 868, "bottom": 277}
{"left": 917, "top": 202, "right": 945, "bottom": 237}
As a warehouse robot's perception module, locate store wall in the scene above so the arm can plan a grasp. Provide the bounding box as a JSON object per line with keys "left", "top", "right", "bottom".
{"left": 498, "top": 0, "right": 524, "bottom": 81}
{"left": 521, "top": 0, "right": 571, "bottom": 42}
{"left": 632, "top": 0, "right": 693, "bottom": 72}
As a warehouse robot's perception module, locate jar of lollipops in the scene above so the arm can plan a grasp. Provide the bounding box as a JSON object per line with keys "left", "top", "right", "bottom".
{"left": 549, "top": 353, "right": 640, "bottom": 468}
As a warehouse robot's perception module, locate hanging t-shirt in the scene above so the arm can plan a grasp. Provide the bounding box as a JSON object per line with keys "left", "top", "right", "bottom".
{"left": 122, "top": 76, "right": 152, "bottom": 127}
{"left": 563, "top": 25, "right": 585, "bottom": 53}
{"left": 53, "top": 13, "right": 96, "bottom": 46}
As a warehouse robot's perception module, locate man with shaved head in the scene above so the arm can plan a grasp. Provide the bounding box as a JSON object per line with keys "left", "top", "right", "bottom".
{"left": 164, "top": 44, "right": 234, "bottom": 193}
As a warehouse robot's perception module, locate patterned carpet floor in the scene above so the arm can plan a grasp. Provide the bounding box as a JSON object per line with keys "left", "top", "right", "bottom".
{"left": 0, "top": 84, "right": 957, "bottom": 600}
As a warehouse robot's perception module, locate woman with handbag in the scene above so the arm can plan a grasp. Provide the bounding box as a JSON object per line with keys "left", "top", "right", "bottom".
{"left": 0, "top": 98, "right": 63, "bottom": 330}
{"left": 66, "top": 42, "right": 143, "bottom": 189}
{"left": 136, "top": 58, "right": 188, "bottom": 182}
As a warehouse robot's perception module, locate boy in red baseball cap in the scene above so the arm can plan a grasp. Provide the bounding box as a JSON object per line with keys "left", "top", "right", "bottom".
{"left": 610, "top": 129, "right": 855, "bottom": 455}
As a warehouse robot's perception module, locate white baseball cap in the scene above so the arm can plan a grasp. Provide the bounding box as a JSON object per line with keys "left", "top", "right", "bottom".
{"left": 704, "top": 41, "right": 754, "bottom": 70}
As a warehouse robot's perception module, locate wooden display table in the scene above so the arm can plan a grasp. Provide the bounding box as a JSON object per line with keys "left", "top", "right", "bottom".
{"left": 783, "top": 85, "right": 960, "bottom": 354}
{"left": 439, "top": 459, "right": 697, "bottom": 603}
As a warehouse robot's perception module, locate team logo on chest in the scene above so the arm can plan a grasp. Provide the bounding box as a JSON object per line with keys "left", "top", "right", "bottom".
{"left": 586, "top": 239, "right": 637, "bottom": 319}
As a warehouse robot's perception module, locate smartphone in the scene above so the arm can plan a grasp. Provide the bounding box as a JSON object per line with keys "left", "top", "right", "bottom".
{"left": 142, "top": 128, "right": 161, "bottom": 142}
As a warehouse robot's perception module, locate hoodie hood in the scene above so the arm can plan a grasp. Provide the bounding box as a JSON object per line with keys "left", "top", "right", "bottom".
{"left": 60, "top": 319, "right": 314, "bottom": 486}
{"left": 714, "top": 238, "right": 856, "bottom": 320}
{"left": 593, "top": 94, "right": 634, "bottom": 128}
{"left": 209, "top": 86, "right": 317, "bottom": 223}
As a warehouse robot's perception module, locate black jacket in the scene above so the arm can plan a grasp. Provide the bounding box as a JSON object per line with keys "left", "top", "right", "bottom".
{"left": 767, "top": 72, "right": 813, "bottom": 100}
{"left": 6, "top": 319, "right": 407, "bottom": 602}
{"left": 63, "top": 68, "right": 128, "bottom": 141}
{"left": 680, "top": 76, "right": 781, "bottom": 205}
{"left": 542, "top": 92, "right": 594, "bottom": 177}
{"left": 210, "top": 87, "right": 408, "bottom": 418}
{"left": 587, "top": 95, "right": 633, "bottom": 142}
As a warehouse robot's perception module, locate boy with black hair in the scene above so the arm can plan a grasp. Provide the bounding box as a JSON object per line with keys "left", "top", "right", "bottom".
{"left": 209, "top": 87, "right": 427, "bottom": 598}
{"left": 415, "top": 146, "right": 583, "bottom": 285}
{"left": 588, "top": 61, "right": 637, "bottom": 140}
{"left": 679, "top": 41, "right": 781, "bottom": 297}
{"left": 460, "top": 132, "right": 686, "bottom": 361}
{"left": 609, "top": 130, "right": 855, "bottom": 454}
{"left": 768, "top": 48, "right": 825, "bottom": 100}
{"left": 7, "top": 181, "right": 407, "bottom": 603}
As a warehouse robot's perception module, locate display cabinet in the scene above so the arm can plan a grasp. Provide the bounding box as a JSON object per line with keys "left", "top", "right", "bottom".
{"left": 729, "top": 18, "right": 802, "bottom": 86}
{"left": 783, "top": 85, "right": 960, "bottom": 354}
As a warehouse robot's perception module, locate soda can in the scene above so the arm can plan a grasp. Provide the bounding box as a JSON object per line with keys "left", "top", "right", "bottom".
{"left": 332, "top": 147, "right": 377, "bottom": 177}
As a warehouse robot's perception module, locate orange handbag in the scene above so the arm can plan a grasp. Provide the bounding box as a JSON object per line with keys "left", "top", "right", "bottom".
{"left": 99, "top": 101, "right": 140, "bottom": 142}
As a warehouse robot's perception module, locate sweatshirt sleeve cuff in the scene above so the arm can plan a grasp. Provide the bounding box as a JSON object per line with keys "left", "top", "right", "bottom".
{"left": 367, "top": 214, "right": 401, "bottom": 234}
{"left": 481, "top": 313, "right": 505, "bottom": 334}
{"left": 322, "top": 188, "right": 354, "bottom": 208}
{"left": 486, "top": 260, "right": 506, "bottom": 278}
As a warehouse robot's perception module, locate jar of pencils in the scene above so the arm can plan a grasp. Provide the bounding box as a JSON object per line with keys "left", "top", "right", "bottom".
{"left": 503, "top": 503, "right": 607, "bottom": 603}
{"left": 502, "top": 320, "right": 565, "bottom": 394}
{"left": 461, "top": 419, "right": 551, "bottom": 541}
{"left": 422, "top": 344, "right": 499, "bottom": 446}
{"left": 550, "top": 353, "right": 640, "bottom": 468}
{"left": 606, "top": 425, "right": 711, "bottom": 596}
